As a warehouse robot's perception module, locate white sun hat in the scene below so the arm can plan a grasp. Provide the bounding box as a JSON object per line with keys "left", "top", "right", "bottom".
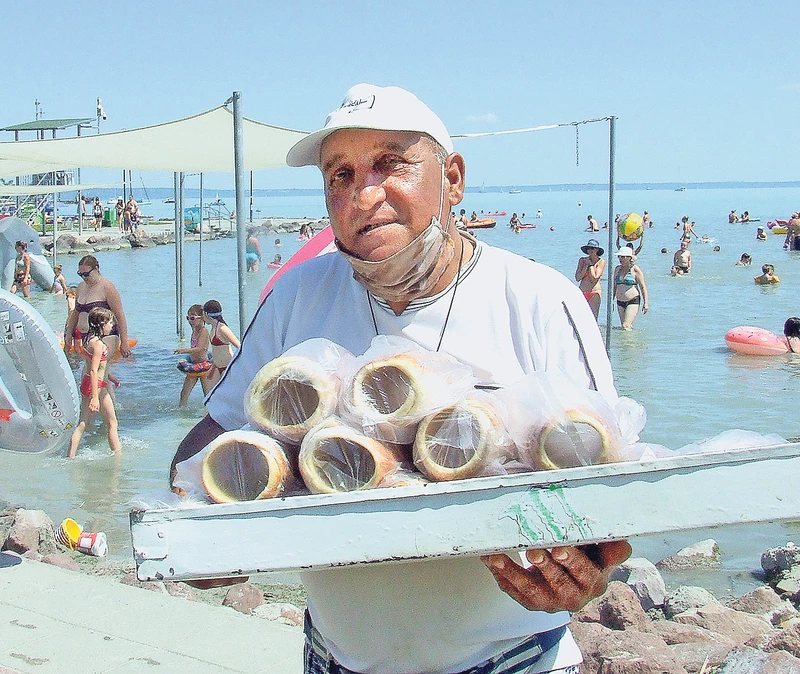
{"left": 617, "top": 246, "right": 635, "bottom": 257}
{"left": 286, "top": 83, "right": 453, "bottom": 168}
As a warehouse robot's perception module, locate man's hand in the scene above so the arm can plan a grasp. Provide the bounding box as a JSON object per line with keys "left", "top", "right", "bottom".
{"left": 184, "top": 576, "right": 249, "bottom": 590}
{"left": 482, "top": 541, "right": 632, "bottom": 613}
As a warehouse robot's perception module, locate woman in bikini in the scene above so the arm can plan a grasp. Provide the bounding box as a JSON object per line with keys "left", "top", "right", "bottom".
{"left": 64, "top": 255, "right": 131, "bottom": 362}
{"left": 202, "top": 299, "right": 240, "bottom": 388}
{"left": 575, "top": 238, "right": 606, "bottom": 320}
{"left": 174, "top": 304, "right": 213, "bottom": 407}
{"left": 613, "top": 246, "right": 649, "bottom": 330}
{"left": 10, "top": 241, "right": 32, "bottom": 298}
{"left": 68, "top": 307, "right": 120, "bottom": 457}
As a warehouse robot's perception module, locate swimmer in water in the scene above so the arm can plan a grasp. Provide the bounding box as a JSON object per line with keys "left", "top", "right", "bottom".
{"left": 736, "top": 253, "right": 752, "bottom": 266}
{"left": 784, "top": 317, "right": 800, "bottom": 353}
{"left": 754, "top": 263, "right": 780, "bottom": 285}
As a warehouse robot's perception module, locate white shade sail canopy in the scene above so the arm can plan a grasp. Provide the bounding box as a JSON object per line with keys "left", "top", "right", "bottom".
{"left": 0, "top": 107, "right": 308, "bottom": 179}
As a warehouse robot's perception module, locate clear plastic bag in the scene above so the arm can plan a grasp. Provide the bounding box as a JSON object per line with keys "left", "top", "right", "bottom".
{"left": 298, "top": 417, "right": 412, "bottom": 494}
{"left": 413, "top": 390, "right": 515, "bottom": 481}
{"left": 245, "top": 338, "right": 354, "bottom": 444}
{"left": 674, "top": 429, "right": 787, "bottom": 456}
{"left": 501, "top": 371, "right": 623, "bottom": 470}
{"left": 173, "top": 429, "right": 300, "bottom": 503}
{"left": 339, "top": 335, "right": 477, "bottom": 444}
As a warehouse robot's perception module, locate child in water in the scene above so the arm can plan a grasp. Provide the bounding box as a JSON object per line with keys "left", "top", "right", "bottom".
{"left": 174, "top": 304, "right": 212, "bottom": 407}
{"left": 203, "top": 300, "right": 240, "bottom": 389}
{"left": 754, "top": 264, "right": 780, "bottom": 285}
{"left": 785, "top": 317, "right": 800, "bottom": 354}
{"left": 68, "top": 307, "right": 120, "bottom": 457}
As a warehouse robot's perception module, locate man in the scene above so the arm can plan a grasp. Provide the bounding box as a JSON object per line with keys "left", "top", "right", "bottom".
{"left": 585, "top": 214, "right": 598, "bottom": 232}
{"left": 172, "top": 84, "right": 630, "bottom": 674}
{"left": 671, "top": 239, "right": 692, "bottom": 275}
{"left": 784, "top": 212, "right": 800, "bottom": 251}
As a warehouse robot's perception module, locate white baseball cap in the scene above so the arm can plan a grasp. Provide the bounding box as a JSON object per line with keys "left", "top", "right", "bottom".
{"left": 617, "top": 246, "right": 635, "bottom": 257}
{"left": 286, "top": 83, "right": 453, "bottom": 167}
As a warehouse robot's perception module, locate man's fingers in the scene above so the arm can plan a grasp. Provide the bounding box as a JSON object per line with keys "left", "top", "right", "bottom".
{"left": 598, "top": 540, "right": 633, "bottom": 569}
{"left": 482, "top": 554, "right": 555, "bottom": 612}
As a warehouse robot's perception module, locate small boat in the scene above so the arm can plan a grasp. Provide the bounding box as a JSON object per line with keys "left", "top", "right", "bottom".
{"left": 509, "top": 189, "right": 521, "bottom": 194}
{"left": 163, "top": 197, "right": 175, "bottom": 204}
{"left": 517, "top": 224, "right": 536, "bottom": 229}
{"left": 466, "top": 218, "right": 496, "bottom": 229}
{"left": 484, "top": 211, "right": 506, "bottom": 217}
{"left": 675, "top": 187, "right": 687, "bottom": 192}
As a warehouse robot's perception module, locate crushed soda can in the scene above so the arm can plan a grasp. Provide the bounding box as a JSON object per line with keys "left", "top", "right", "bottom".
{"left": 75, "top": 531, "right": 108, "bottom": 557}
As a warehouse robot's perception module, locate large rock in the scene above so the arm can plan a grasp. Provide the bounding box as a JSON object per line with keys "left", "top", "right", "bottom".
{"left": 716, "top": 645, "right": 800, "bottom": 673}
{"left": 595, "top": 581, "right": 654, "bottom": 632}
{"left": 672, "top": 604, "right": 772, "bottom": 645}
{"left": 42, "top": 552, "right": 80, "bottom": 572}
{"left": 657, "top": 539, "right": 721, "bottom": 571}
{"left": 650, "top": 619, "right": 735, "bottom": 646}
{"left": 761, "top": 622, "right": 800, "bottom": 658}
{"left": 774, "top": 567, "right": 800, "bottom": 603}
{"left": 663, "top": 585, "right": 721, "bottom": 618}
{"left": 1, "top": 509, "right": 56, "bottom": 556}
{"left": 670, "top": 641, "right": 735, "bottom": 673}
{"left": 762, "top": 543, "right": 800, "bottom": 577}
{"left": 252, "top": 602, "right": 304, "bottom": 626}
{"left": 571, "top": 625, "right": 683, "bottom": 673}
{"left": 610, "top": 557, "right": 667, "bottom": 610}
{"left": 128, "top": 229, "right": 156, "bottom": 248}
{"left": 222, "top": 582, "right": 264, "bottom": 615}
{"left": 728, "top": 586, "right": 800, "bottom": 626}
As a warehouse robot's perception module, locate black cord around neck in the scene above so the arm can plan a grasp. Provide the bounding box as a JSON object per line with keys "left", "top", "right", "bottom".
{"left": 366, "top": 239, "right": 466, "bottom": 353}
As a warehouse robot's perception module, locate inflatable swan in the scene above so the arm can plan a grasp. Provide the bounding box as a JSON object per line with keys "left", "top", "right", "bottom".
{"left": 0, "top": 289, "right": 79, "bottom": 454}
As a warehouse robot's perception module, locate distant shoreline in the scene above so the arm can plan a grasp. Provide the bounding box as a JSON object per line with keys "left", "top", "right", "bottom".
{"left": 50, "top": 181, "right": 800, "bottom": 202}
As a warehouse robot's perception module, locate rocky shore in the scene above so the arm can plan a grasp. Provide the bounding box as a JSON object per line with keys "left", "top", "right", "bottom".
{"left": 3, "top": 504, "right": 800, "bottom": 672}
{"left": 39, "top": 217, "right": 330, "bottom": 256}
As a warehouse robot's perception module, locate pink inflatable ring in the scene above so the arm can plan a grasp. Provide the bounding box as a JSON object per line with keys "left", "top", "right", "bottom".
{"left": 724, "top": 326, "right": 789, "bottom": 356}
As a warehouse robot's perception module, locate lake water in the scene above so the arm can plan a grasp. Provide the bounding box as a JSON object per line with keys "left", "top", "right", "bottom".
{"left": 3, "top": 185, "right": 799, "bottom": 597}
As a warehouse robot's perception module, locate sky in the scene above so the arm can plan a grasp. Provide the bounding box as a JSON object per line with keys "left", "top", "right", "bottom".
{"left": 3, "top": 0, "right": 800, "bottom": 190}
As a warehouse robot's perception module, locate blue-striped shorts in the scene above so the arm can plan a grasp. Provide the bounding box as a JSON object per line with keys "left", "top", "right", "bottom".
{"left": 303, "top": 611, "right": 579, "bottom": 674}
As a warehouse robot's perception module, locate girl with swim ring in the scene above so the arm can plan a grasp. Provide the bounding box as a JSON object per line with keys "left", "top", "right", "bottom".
{"left": 203, "top": 299, "right": 240, "bottom": 388}
{"left": 10, "top": 241, "right": 31, "bottom": 298}
{"left": 174, "top": 304, "right": 213, "bottom": 407}
{"left": 68, "top": 307, "right": 121, "bottom": 457}
{"left": 613, "top": 246, "right": 649, "bottom": 330}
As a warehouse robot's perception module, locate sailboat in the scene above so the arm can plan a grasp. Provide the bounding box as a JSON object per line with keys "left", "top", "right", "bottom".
{"left": 137, "top": 177, "right": 152, "bottom": 205}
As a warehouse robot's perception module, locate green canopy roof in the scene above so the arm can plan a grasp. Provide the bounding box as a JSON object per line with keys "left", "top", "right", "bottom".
{"left": 0, "top": 118, "right": 94, "bottom": 132}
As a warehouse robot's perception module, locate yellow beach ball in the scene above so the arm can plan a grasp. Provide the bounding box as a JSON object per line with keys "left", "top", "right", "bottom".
{"left": 618, "top": 212, "right": 644, "bottom": 241}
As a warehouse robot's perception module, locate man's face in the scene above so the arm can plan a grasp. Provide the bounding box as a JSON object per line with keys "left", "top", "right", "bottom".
{"left": 320, "top": 129, "right": 456, "bottom": 262}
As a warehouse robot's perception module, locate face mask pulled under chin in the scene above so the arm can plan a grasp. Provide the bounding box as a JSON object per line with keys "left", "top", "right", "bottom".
{"left": 336, "top": 216, "right": 455, "bottom": 303}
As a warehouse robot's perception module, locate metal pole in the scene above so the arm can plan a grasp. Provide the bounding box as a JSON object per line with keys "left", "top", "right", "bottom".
{"left": 604, "top": 116, "right": 616, "bottom": 354}
{"left": 52, "top": 189, "right": 58, "bottom": 274}
{"left": 178, "top": 172, "right": 185, "bottom": 341}
{"left": 199, "top": 172, "right": 204, "bottom": 287}
{"left": 174, "top": 172, "right": 181, "bottom": 337}
{"left": 249, "top": 171, "right": 254, "bottom": 223}
{"left": 232, "top": 91, "right": 247, "bottom": 336}
{"left": 76, "top": 168, "right": 82, "bottom": 235}
{"left": 123, "top": 170, "right": 127, "bottom": 203}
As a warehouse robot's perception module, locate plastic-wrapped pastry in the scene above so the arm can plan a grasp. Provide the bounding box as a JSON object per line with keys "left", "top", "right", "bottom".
{"left": 535, "top": 408, "right": 618, "bottom": 470}
{"left": 413, "top": 396, "right": 507, "bottom": 481}
{"left": 341, "top": 335, "right": 477, "bottom": 443}
{"left": 201, "top": 430, "right": 291, "bottom": 503}
{"left": 299, "top": 419, "right": 409, "bottom": 494}
{"left": 246, "top": 339, "right": 353, "bottom": 443}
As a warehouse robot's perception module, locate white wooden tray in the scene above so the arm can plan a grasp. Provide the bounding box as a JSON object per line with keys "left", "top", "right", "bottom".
{"left": 131, "top": 443, "right": 800, "bottom": 581}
